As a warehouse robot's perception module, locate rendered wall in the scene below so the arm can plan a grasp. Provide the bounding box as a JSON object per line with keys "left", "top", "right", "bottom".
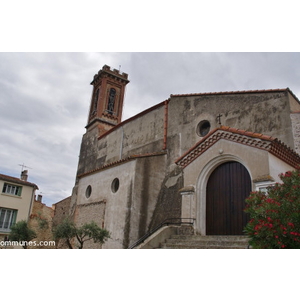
{"left": 168, "top": 91, "right": 299, "bottom": 165}
{"left": 0, "top": 179, "right": 35, "bottom": 224}
{"left": 290, "top": 112, "right": 300, "bottom": 155}
{"left": 129, "top": 154, "right": 167, "bottom": 245}
{"left": 74, "top": 153, "right": 171, "bottom": 249}
{"left": 77, "top": 160, "right": 136, "bottom": 248}
{"left": 77, "top": 104, "right": 165, "bottom": 177}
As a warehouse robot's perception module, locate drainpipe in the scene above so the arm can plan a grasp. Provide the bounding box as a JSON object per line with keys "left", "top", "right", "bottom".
{"left": 27, "top": 187, "right": 36, "bottom": 222}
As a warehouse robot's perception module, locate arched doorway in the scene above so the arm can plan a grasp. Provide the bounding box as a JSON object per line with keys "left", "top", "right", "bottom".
{"left": 206, "top": 161, "right": 251, "bottom": 235}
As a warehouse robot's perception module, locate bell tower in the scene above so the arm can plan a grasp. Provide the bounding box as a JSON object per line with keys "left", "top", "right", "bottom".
{"left": 86, "top": 65, "right": 129, "bottom": 136}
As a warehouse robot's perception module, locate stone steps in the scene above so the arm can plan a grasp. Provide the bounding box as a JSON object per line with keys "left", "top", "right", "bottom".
{"left": 161, "top": 235, "right": 250, "bottom": 249}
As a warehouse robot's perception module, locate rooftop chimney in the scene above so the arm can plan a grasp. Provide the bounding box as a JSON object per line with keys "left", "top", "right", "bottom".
{"left": 37, "top": 194, "right": 43, "bottom": 202}
{"left": 21, "top": 170, "right": 28, "bottom": 181}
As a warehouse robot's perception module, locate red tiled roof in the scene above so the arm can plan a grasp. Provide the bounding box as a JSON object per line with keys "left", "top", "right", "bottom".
{"left": 175, "top": 126, "right": 300, "bottom": 169}
{"left": 216, "top": 126, "right": 275, "bottom": 141}
{"left": 77, "top": 151, "right": 167, "bottom": 179}
{"left": 98, "top": 100, "right": 167, "bottom": 140}
{"left": 170, "top": 88, "right": 299, "bottom": 101}
{"left": 97, "top": 88, "right": 299, "bottom": 141}
{"left": 0, "top": 173, "right": 38, "bottom": 189}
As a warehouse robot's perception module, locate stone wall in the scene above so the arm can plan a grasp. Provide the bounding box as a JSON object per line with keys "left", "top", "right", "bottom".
{"left": 52, "top": 196, "right": 108, "bottom": 249}
{"left": 148, "top": 165, "right": 183, "bottom": 232}
{"left": 168, "top": 91, "right": 299, "bottom": 165}
{"left": 127, "top": 154, "right": 167, "bottom": 248}
{"left": 52, "top": 196, "right": 71, "bottom": 249}
{"left": 74, "top": 201, "right": 106, "bottom": 249}
{"left": 52, "top": 196, "right": 71, "bottom": 227}
{"left": 73, "top": 153, "right": 170, "bottom": 249}
{"left": 28, "top": 199, "right": 55, "bottom": 249}
{"left": 290, "top": 112, "right": 300, "bottom": 155}
{"left": 77, "top": 103, "right": 165, "bottom": 177}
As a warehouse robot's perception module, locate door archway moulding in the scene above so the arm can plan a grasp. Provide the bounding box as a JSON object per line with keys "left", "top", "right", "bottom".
{"left": 195, "top": 154, "right": 252, "bottom": 235}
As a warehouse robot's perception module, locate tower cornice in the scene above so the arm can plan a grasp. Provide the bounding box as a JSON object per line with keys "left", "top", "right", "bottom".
{"left": 90, "top": 65, "right": 129, "bottom": 85}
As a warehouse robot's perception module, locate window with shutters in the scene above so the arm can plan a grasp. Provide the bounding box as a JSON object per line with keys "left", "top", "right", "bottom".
{"left": 2, "top": 183, "right": 22, "bottom": 197}
{"left": 0, "top": 208, "right": 17, "bottom": 232}
{"left": 255, "top": 181, "right": 275, "bottom": 194}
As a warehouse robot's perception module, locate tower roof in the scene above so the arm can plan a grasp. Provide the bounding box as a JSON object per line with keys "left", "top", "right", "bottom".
{"left": 90, "top": 64, "right": 129, "bottom": 85}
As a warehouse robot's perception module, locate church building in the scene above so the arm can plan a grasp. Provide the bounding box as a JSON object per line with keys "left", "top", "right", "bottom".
{"left": 66, "top": 64, "right": 300, "bottom": 248}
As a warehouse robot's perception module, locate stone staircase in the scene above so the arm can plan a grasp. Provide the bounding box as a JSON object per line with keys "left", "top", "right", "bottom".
{"left": 160, "top": 234, "right": 250, "bottom": 249}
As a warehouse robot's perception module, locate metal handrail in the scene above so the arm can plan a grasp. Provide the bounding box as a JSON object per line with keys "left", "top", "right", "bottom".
{"left": 128, "top": 218, "right": 195, "bottom": 249}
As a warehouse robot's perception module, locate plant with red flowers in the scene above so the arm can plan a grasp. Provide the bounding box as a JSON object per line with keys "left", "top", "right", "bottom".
{"left": 244, "top": 169, "right": 300, "bottom": 249}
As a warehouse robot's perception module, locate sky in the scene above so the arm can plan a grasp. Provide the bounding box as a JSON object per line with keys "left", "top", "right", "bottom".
{"left": 1, "top": 52, "right": 300, "bottom": 207}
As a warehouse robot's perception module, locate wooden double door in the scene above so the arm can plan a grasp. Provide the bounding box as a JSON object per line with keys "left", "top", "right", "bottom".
{"left": 206, "top": 161, "right": 251, "bottom": 235}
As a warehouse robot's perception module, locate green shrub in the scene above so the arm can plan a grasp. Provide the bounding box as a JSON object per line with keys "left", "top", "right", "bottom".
{"left": 53, "top": 218, "right": 110, "bottom": 249}
{"left": 9, "top": 220, "right": 37, "bottom": 249}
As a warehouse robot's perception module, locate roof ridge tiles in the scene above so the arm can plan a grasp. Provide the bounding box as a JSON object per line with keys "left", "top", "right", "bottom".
{"left": 0, "top": 173, "right": 38, "bottom": 189}
{"left": 77, "top": 151, "right": 167, "bottom": 178}
{"left": 219, "top": 125, "right": 275, "bottom": 141}
{"left": 175, "top": 126, "right": 300, "bottom": 169}
{"left": 170, "top": 88, "right": 290, "bottom": 98}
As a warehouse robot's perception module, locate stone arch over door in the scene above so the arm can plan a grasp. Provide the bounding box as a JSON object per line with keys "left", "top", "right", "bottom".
{"left": 196, "top": 155, "right": 252, "bottom": 235}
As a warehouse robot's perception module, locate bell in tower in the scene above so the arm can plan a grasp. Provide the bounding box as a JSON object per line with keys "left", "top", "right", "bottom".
{"left": 86, "top": 65, "right": 129, "bottom": 136}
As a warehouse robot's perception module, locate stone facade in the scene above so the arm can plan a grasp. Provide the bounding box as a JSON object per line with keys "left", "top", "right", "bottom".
{"left": 73, "top": 201, "right": 106, "bottom": 249}
{"left": 55, "top": 65, "right": 300, "bottom": 249}
{"left": 27, "top": 198, "right": 55, "bottom": 249}
{"left": 290, "top": 112, "right": 300, "bottom": 154}
{"left": 77, "top": 102, "right": 166, "bottom": 177}
{"left": 52, "top": 196, "right": 71, "bottom": 248}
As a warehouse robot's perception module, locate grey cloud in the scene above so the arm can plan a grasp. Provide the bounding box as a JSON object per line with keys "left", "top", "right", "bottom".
{"left": 1, "top": 52, "right": 300, "bottom": 206}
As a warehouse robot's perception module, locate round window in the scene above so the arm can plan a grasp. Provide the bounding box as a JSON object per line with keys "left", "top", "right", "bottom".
{"left": 85, "top": 185, "right": 92, "bottom": 198}
{"left": 197, "top": 120, "right": 211, "bottom": 137}
{"left": 111, "top": 178, "right": 120, "bottom": 193}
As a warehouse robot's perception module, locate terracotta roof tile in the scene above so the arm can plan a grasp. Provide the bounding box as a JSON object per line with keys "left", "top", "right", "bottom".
{"left": 170, "top": 88, "right": 291, "bottom": 98}
{"left": 0, "top": 173, "right": 38, "bottom": 189}
{"left": 175, "top": 126, "right": 300, "bottom": 169}
{"left": 98, "top": 101, "right": 167, "bottom": 140}
{"left": 97, "top": 88, "right": 299, "bottom": 142}
{"left": 77, "top": 151, "right": 167, "bottom": 178}
{"left": 219, "top": 126, "right": 275, "bottom": 141}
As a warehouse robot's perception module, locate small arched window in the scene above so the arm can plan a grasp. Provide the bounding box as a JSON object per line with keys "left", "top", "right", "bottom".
{"left": 111, "top": 178, "right": 120, "bottom": 193}
{"left": 197, "top": 120, "right": 211, "bottom": 137}
{"left": 85, "top": 185, "right": 92, "bottom": 198}
{"left": 107, "top": 88, "right": 116, "bottom": 114}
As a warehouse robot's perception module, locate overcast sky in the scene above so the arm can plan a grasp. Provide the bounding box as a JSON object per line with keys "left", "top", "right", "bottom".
{"left": 1, "top": 52, "right": 300, "bottom": 206}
